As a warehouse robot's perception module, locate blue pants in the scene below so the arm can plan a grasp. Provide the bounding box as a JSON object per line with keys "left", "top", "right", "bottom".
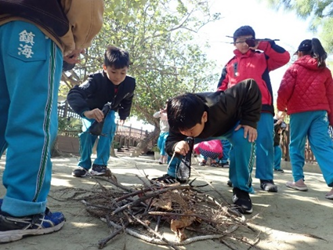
{"left": 0, "top": 21, "right": 62, "bottom": 216}
{"left": 290, "top": 111, "right": 333, "bottom": 186}
{"left": 274, "top": 145, "right": 282, "bottom": 170}
{"left": 255, "top": 112, "right": 274, "bottom": 181}
{"left": 78, "top": 111, "right": 116, "bottom": 169}
{"left": 220, "top": 139, "right": 231, "bottom": 164}
{"left": 157, "top": 132, "right": 169, "bottom": 156}
{"left": 167, "top": 125, "right": 255, "bottom": 193}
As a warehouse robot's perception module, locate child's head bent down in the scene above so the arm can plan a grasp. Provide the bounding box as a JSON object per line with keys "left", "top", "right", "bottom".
{"left": 103, "top": 45, "right": 130, "bottom": 85}
{"left": 167, "top": 93, "right": 208, "bottom": 137}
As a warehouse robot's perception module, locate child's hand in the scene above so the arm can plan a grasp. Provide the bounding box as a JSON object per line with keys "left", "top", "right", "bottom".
{"left": 83, "top": 108, "right": 104, "bottom": 122}
{"left": 234, "top": 124, "right": 257, "bottom": 142}
{"left": 174, "top": 140, "right": 190, "bottom": 156}
{"left": 64, "top": 49, "right": 85, "bottom": 64}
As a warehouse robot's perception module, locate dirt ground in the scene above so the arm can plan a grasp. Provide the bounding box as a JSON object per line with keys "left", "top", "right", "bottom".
{"left": 0, "top": 154, "right": 332, "bottom": 250}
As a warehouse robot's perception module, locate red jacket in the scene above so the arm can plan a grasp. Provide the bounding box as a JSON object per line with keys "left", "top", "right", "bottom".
{"left": 277, "top": 55, "right": 333, "bottom": 125}
{"left": 217, "top": 41, "right": 290, "bottom": 114}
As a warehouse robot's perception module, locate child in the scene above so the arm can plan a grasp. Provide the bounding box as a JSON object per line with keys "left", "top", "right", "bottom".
{"left": 153, "top": 104, "right": 169, "bottom": 164}
{"left": 194, "top": 140, "right": 223, "bottom": 167}
{"left": 217, "top": 25, "right": 290, "bottom": 192}
{"left": 273, "top": 118, "right": 286, "bottom": 172}
{"left": 153, "top": 79, "right": 262, "bottom": 214}
{"left": 219, "top": 139, "right": 231, "bottom": 167}
{"left": 67, "top": 46, "right": 136, "bottom": 177}
{"left": 277, "top": 38, "right": 333, "bottom": 199}
{"left": 0, "top": 0, "right": 103, "bottom": 242}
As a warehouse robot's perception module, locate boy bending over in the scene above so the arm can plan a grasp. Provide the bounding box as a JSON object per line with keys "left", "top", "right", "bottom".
{"left": 154, "top": 79, "right": 261, "bottom": 214}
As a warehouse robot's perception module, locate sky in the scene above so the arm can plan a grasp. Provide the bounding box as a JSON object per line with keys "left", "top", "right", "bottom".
{"left": 197, "top": 0, "right": 314, "bottom": 94}
{"left": 128, "top": 0, "right": 316, "bottom": 130}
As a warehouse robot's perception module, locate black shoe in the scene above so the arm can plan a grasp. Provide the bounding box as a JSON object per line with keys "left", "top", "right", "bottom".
{"left": 227, "top": 179, "right": 233, "bottom": 187}
{"left": 72, "top": 167, "right": 88, "bottom": 177}
{"left": 220, "top": 162, "right": 230, "bottom": 168}
{"left": 274, "top": 169, "right": 284, "bottom": 173}
{"left": 90, "top": 164, "right": 108, "bottom": 176}
{"left": 0, "top": 208, "right": 65, "bottom": 243}
{"left": 260, "top": 180, "right": 278, "bottom": 192}
{"left": 232, "top": 187, "right": 253, "bottom": 214}
{"left": 198, "top": 162, "right": 206, "bottom": 166}
{"left": 151, "top": 174, "right": 182, "bottom": 184}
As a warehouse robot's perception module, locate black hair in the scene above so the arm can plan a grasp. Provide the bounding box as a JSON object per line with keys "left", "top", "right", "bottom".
{"left": 297, "top": 38, "right": 327, "bottom": 68}
{"left": 233, "top": 25, "right": 255, "bottom": 42}
{"left": 104, "top": 45, "right": 130, "bottom": 69}
{"left": 167, "top": 93, "right": 207, "bottom": 131}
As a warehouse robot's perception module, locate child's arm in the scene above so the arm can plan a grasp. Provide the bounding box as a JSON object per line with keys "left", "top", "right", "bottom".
{"left": 217, "top": 66, "right": 229, "bottom": 91}
{"left": 257, "top": 40, "right": 290, "bottom": 71}
{"left": 67, "top": 75, "right": 98, "bottom": 116}
{"left": 63, "top": 0, "right": 104, "bottom": 54}
{"left": 277, "top": 67, "right": 297, "bottom": 113}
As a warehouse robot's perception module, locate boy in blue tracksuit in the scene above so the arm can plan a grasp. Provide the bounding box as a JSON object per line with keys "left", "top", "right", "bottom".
{"left": 0, "top": 0, "right": 104, "bottom": 242}
{"left": 67, "top": 46, "right": 136, "bottom": 177}
{"left": 153, "top": 79, "right": 262, "bottom": 214}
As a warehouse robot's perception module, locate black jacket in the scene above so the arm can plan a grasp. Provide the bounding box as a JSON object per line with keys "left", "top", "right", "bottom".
{"left": 166, "top": 79, "right": 262, "bottom": 155}
{"left": 67, "top": 71, "right": 136, "bottom": 120}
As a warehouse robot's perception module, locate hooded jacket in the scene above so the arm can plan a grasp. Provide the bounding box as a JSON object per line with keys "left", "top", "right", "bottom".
{"left": 0, "top": 0, "right": 104, "bottom": 55}
{"left": 277, "top": 55, "right": 333, "bottom": 125}
{"left": 67, "top": 71, "right": 136, "bottom": 121}
{"left": 217, "top": 40, "right": 290, "bottom": 114}
{"left": 166, "top": 79, "right": 262, "bottom": 155}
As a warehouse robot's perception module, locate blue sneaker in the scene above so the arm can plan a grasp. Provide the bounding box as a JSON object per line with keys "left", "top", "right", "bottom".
{"left": 0, "top": 208, "right": 65, "bottom": 243}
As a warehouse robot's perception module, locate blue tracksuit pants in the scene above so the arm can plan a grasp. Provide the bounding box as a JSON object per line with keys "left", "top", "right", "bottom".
{"left": 78, "top": 111, "right": 116, "bottom": 169}
{"left": 290, "top": 111, "right": 333, "bottom": 186}
{"left": 157, "top": 132, "right": 169, "bottom": 156}
{"left": 0, "top": 21, "right": 62, "bottom": 216}
{"left": 274, "top": 145, "right": 282, "bottom": 170}
{"left": 220, "top": 139, "right": 231, "bottom": 164}
{"left": 167, "top": 125, "right": 255, "bottom": 193}
{"left": 255, "top": 112, "right": 274, "bottom": 181}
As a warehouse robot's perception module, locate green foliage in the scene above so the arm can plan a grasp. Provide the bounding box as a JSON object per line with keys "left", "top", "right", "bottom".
{"left": 61, "top": 0, "right": 220, "bottom": 129}
{"left": 262, "top": 0, "right": 333, "bottom": 53}
{"left": 58, "top": 117, "right": 81, "bottom": 134}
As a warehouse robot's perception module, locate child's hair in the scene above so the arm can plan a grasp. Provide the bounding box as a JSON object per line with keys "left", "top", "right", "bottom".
{"left": 167, "top": 93, "right": 207, "bottom": 131}
{"left": 296, "top": 38, "right": 327, "bottom": 68}
{"left": 233, "top": 25, "right": 255, "bottom": 42}
{"left": 104, "top": 45, "right": 130, "bottom": 69}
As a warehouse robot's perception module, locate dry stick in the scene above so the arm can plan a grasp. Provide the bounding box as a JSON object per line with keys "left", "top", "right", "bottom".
{"left": 111, "top": 184, "right": 192, "bottom": 215}
{"left": 130, "top": 214, "right": 181, "bottom": 250}
{"left": 154, "top": 215, "right": 161, "bottom": 232}
{"left": 107, "top": 220, "right": 235, "bottom": 246}
{"left": 98, "top": 215, "right": 130, "bottom": 249}
{"left": 191, "top": 164, "right": 230, "bottom": 204}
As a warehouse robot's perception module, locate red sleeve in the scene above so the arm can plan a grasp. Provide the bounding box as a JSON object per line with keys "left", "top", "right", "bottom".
{"left": 258, "top": 41, "right": 290, "bottom": 72}
{"left": 277, "top": 67, "right": 296, "bottom": 112}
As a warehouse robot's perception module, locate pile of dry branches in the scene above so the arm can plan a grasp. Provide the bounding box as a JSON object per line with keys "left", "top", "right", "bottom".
{"left": 77, "top": 172, "right": 261, "bottom": 250}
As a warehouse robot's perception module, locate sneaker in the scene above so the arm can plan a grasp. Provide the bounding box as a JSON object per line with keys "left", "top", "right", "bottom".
{"left": 325, "top": 190, "right": 333, "bottom": 200}
{"left": 72, "top": 167, "right": 88, "bottom": 177}
{"left": 286, "top": 181, "right": 308, "bottom": 191}
{"left": 198, "top": 161, "right": 206, "bottom": 166}
{"left": 220, "top": 162, "right": 230, "bottom": 168}
{"left": 232, "top": 188, "right": 253, "bottom": 214}
{"left": 151, "top": 174, "right": 181, "bottom": 184}
{"left": 274, "top": 168, "right": 284, "bottom": 173}
{"left": 0, "top": 208, "right": 65, "bottom": 243}
{"left": 90, "top": 164, "right": 108, "bottom": 176}
{"left": 227, "top": 179, "right": 233, "bottom": 187}
{"left": 260, "top": 180, "right": 278, "bottom": 192}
